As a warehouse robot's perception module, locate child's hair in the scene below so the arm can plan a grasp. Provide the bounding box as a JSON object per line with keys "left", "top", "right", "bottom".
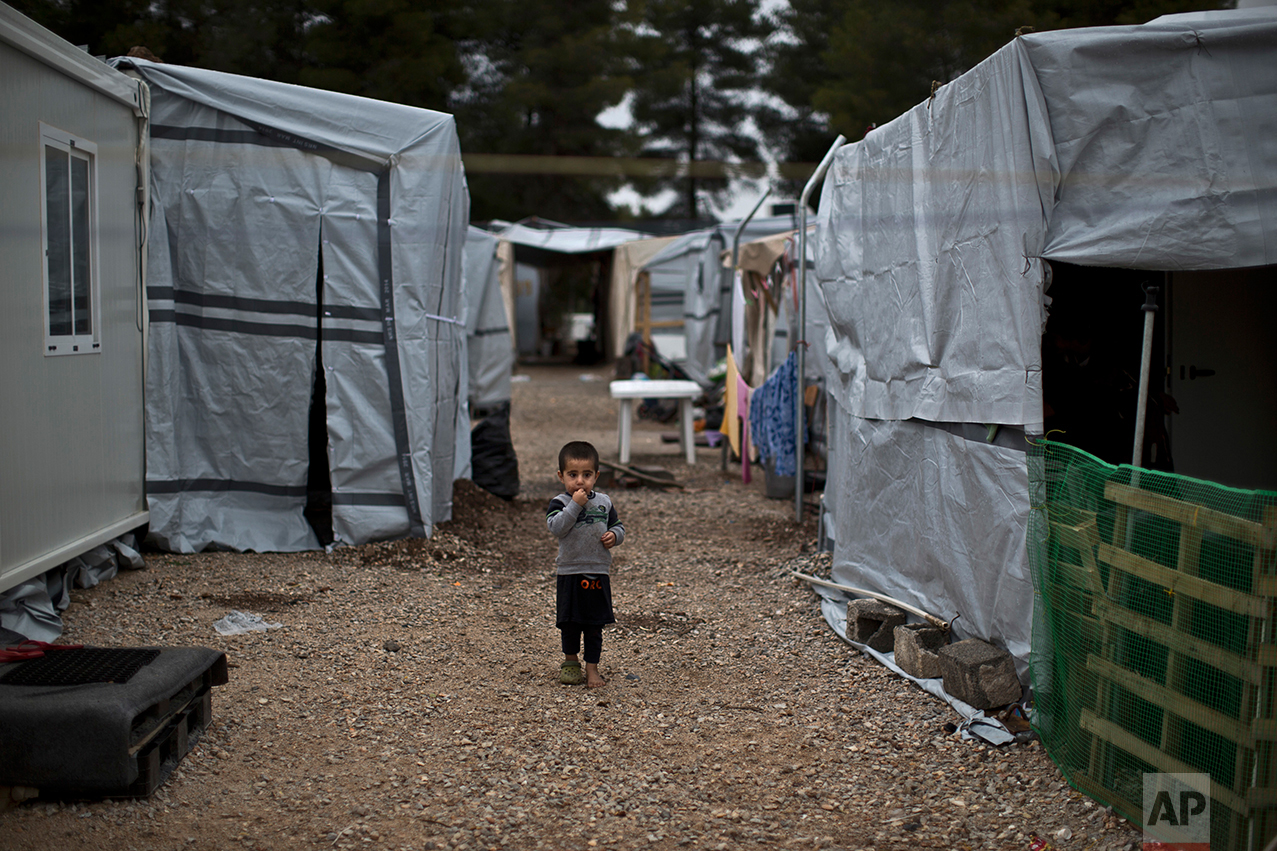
{"left": 558, "top": 440, "right": 599, "bottom": 472}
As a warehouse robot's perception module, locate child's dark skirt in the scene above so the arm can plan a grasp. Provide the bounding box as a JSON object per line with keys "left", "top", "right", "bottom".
{"left": 556, "top": 574, "right": 616, "bottom": 628}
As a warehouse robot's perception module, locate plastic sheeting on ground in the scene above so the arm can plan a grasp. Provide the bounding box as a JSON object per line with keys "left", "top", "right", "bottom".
{"left": 118, "top": 58, "right": 469, "bottom": 553}
{"left": 0, "top": 534, "right": 146, "bottom": 642}
{"left": 815, "top": 591, "right": 1016, "bottom": 746}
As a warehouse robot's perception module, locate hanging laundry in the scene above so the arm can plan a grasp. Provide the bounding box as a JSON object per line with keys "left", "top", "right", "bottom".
{"left": 750, "top": 350, "right": 805, "bottom": 477}
{"left": 737, "top": 374, "right": 753, "bottom": 484}
{"left": 723, "top": 345, "right": 755, "bottom": 483}
{"left": 724, "top": 345, "right": 741, "bottom": 457}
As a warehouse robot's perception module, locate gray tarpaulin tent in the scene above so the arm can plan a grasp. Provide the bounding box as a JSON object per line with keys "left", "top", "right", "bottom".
{"left": 494, "top": 221, "right": 653, "bottom": 358}
{"left": 720, "top": 228, "right": 828, "bottom": 384}
{"left": 463, "top": 226, "right": 512, "bottom": 412}
{"left": 118, "top": 58, "right": 469, "bottom": 553}
{"left": 640, "top": 215, "right": 800, "bottom": 386}
{"left": 812, "top": 8, "right": 1277, "bottom": 670}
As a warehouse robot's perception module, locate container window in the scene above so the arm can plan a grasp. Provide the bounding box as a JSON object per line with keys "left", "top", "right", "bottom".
{"left": 41, "top": 124, "right": 99, "bottom": 356}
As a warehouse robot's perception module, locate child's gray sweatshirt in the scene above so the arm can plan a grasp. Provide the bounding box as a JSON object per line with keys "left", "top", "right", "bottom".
{"left": 545, "top": 491, "right": 625, "bottom": 575}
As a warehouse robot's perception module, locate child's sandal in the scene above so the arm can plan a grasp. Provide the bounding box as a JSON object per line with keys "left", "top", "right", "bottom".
{"left": 560, "top": 660, "right": 585, "bottom": 685}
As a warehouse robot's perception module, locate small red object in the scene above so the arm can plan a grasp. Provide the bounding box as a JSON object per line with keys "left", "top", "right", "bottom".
{"left": 1029, "top": 834, "right": 1053, "bottom": 851}
{"left": 0, "top": 640, "right": 84, "bottom": 664}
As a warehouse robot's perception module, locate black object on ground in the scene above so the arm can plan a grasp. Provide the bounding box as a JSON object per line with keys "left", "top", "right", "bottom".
{"left": 471, "top": 401, "right": 520, "bottom": 500}
{"left": 0, "top": 647, "right": 228, "bottom": 798}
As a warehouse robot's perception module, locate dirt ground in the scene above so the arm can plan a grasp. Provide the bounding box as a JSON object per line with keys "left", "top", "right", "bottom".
{"left": 0, "top": 364, "right": 1142, "bottom": 851}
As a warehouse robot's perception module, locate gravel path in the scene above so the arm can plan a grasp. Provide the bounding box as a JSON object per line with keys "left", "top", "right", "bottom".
{"left": 0, "top": 364, "right": 1141, "bottom": 851}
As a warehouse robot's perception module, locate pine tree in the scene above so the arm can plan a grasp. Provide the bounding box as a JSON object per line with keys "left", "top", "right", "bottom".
{"left": 629, "top": 0, "right": 765, "bottom": 218}
{"left": 301, "top": 0, "right": 464, "bottom": 110}
{"left": 450, "top": 0, "right": 634, "bottom": 222}
{"left": 755, "top": 0, "right": 843, "bottom": 195}
{"left": 811, "top": 0, "right": 1033, "bottom": 144}
{"left": 12, "top": 0, "right": 314, "bottom": 83}
{"left": 757, "top": 0, "right": 1226, "bottom": 164}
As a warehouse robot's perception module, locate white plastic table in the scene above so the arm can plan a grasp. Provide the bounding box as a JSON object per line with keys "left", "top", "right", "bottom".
{"left": 609, "top": 379, "right": 702, "bottom": 465}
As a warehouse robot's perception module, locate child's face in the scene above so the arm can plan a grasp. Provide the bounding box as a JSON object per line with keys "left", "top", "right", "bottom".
{"left": 557, "top": 458, "right": 599, "bottom": 495}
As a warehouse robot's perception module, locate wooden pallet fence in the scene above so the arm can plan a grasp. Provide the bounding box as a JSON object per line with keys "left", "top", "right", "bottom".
{"left": 1043, "top": 483, "right": 1277, "bottom": 850}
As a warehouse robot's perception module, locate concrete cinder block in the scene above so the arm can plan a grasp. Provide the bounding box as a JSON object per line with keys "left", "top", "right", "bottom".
{"left": 937, "top": 638, "right": 1023, "bottom": 709}
{"left": 846, "top": 598, "right": 908, "bottom": 652}
{"left": 893, "top": 623, "right": 946, "bottom": 679}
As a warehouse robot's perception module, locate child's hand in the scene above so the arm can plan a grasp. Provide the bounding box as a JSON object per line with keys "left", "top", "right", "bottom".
{"left": 572, "top": 488, "right": 589, "bottom": 507}
{"left": 601, "top": 531, "right": 616, "bottom": 549}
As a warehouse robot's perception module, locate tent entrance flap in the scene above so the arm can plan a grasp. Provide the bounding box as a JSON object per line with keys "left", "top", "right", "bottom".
{"left": 1042, "top": 262, "right": 1168, "bottom": 472}
{"left": 305, "top": 236, "right": 333, "bottom": 547}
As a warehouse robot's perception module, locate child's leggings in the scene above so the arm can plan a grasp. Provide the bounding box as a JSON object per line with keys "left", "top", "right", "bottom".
{"left": 560, "top": 624, "right": 603, "bottom": 664}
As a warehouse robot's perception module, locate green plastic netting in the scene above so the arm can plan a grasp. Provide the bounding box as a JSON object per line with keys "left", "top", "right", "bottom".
{"left": 1028, "top": 441, "right": 1277, "bottom": 850}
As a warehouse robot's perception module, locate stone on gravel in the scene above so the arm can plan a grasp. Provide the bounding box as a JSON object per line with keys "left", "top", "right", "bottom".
{"left": 846, "top": 599, "right": 907, "bottom": 652}
{"left": 893, "top": 623, "right": 945, "bottom": 679}
{"left": 937, "top": 638, "right": 1022, "bottom": 709}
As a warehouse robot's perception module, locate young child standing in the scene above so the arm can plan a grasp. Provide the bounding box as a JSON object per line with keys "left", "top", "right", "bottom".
{"left": 546, "top": 441, "right": 624, "bottom": 688}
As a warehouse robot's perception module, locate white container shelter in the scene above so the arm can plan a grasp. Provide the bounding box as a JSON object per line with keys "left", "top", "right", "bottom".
{"left": 0, "top": 5, "right": 149, "bottom": 595}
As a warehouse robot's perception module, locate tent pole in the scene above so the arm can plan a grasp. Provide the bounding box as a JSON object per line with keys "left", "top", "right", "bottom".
{"left": 731, "top": 187, "right": 772, "bottom": 370}
{"left": 796, "top": 136, "right": 846, "bottom": 523}
{"left": 1131, "top": 281, "right": 1160, "bottom": 467}
{"left": 731, "top": 187, "right": 772, "bottom": 271}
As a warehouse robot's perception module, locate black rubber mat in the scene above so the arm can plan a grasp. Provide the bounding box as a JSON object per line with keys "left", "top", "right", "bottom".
{"left": 0, "top": 648, "right": 161, "bottom": 686}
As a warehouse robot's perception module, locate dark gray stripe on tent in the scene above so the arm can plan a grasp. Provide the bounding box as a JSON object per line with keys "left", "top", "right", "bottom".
{"left": 331, "top": 492, "right": 406, "bottom": 507}
{"left": 325, "top": 328, "right": 385, "bottom": 345}
{"left": 152, "top": 123, "right": 338, "bottom": 156}
{"left": 146, "top": 478, "right": 307, "bottom": 496}
{"left": 326, "top": 305, "right": 382, "bottom": 322}
{"left": 150, "top": 309, "right": 383, "bottom": 344}
{"left": 908, "top": 419, "right": 1030, "bottom": 453}
{"left": 151, "top": 312, "right": 319, "bottom": 340}
{"left": 684, "top": 308, "right": 720, "bottom": 321}
{"left": 378, "top": 170, "right": 426, "bottom": 537}
{"left": 148, "top": 287, "right": 380, "bottom": 323}
{"left": 238, "top": 118, "right": 340, "bottom": 156}
{"left": 151, "top": 124, "right": 295, "bottom": 147}
{"left": 150, "top": 287, "right": 313, "bottom": 317}
{"left": 472, "top": 326, "right": 510, "bottom": 337}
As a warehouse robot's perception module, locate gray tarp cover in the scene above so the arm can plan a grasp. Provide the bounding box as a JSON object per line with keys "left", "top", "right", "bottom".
{"left": 495, "top": 222, "right": 651, "bottom": 254}
{"left": 123, "top": 59, "right": 469, "bottom": 553}
{"left": 641, "top": 215, "right": 801, "bottom": 386}
{"left": 813, "top": 9, "right": 1277, "bottom": 665}
{"left": 464, "top": 226, "right": 512, "bottom": 408}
